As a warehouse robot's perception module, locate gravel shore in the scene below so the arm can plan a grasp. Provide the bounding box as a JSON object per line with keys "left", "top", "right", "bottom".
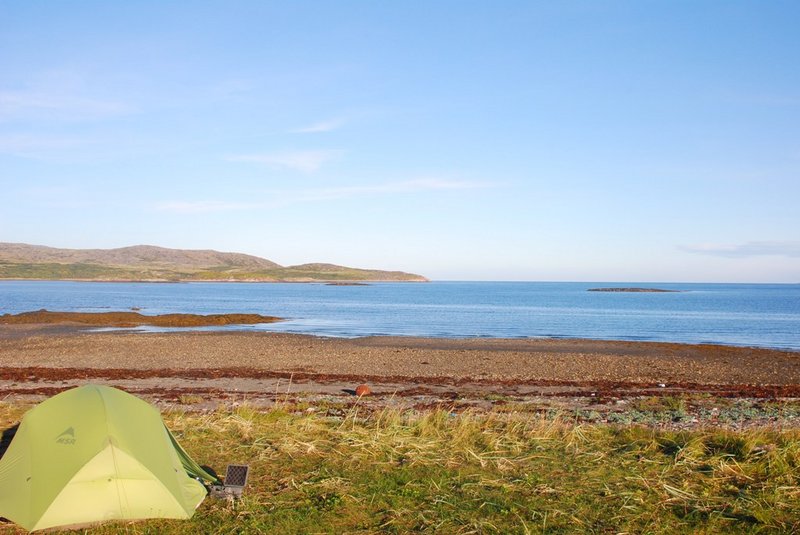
{"left": 1, "top": 325, "right": 798, "bottom": 385}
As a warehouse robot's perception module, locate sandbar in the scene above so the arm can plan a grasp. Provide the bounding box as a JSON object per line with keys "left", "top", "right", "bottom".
{"left": 0, "top": 310, "right": 280, "bottom": 328}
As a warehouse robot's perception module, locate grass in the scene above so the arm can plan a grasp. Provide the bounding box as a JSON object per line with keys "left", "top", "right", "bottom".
{"left": 0, "top": 261, "right": 423, "bottom": 282}
{"left": 1, "top": 402, "right": 799, "bottom": 533}
{"left": 0, "top": 262, "right": 148, "bottom": 280}
{"left": 188, "top": 266, "right": 423, "bottom": 281}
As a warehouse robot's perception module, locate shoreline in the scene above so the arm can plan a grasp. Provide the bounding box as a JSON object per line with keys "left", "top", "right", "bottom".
{"left": 2, "top": 324, "right": 798, "bottom": 385}
{"left": 0, "top": 310, "right": 281, "bottom": 328}
{"left": 2, "top": 324, "right": 799, "bottom": 428}
{"left": 1, "top": 309, "right": 798, "bottom": 352}
{"left": 0, "top": 277, "right": 429, "bottom": 283}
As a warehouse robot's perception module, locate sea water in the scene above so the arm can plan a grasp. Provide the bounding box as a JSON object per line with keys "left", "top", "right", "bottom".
{"left": 1, "top": 281, "right": 799, "bottom": 350}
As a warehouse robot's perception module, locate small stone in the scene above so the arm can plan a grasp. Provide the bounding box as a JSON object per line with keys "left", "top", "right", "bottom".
{"left": 355, "top": 384, "right": 372, "bottom": 397}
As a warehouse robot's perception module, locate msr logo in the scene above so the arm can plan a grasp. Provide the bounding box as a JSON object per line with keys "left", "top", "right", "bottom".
{"left": 56, "top": 427, "right": 76, "bottom": 445}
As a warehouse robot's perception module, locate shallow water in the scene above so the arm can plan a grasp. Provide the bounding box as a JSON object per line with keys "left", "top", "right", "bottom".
{"left": 1, "top": 281, "right": 799, "bottom": 349}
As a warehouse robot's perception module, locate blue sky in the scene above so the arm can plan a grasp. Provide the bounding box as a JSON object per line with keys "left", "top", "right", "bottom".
{"left": 1, "top": 2, "right": 799, "bottom": 282}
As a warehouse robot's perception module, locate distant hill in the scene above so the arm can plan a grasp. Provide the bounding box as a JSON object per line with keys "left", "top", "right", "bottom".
{"left": 0, "top": 243, "right": 428, "bottom": 282}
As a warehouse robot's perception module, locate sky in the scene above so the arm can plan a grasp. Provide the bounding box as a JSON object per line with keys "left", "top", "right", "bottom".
{"left": 1, "top": 2, "right": 799, "bottom": 282}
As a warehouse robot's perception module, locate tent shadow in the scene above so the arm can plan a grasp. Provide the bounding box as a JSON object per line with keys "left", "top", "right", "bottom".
{"left": 0, "top": 424, "right": 18, "bottom": 461}
{"left": 200, "top": 465, "right": 219, "bottom": 482}
{"left": 0, "top": 424, "right": 19, "bottom": 526}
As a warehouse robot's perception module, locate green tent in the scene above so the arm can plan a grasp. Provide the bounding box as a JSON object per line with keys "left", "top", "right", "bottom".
{"left": 0, "top": 384, "right": 219, "bottom": 531}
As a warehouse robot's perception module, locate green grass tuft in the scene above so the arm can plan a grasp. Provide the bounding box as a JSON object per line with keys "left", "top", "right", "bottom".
{"left": 0, "top": 403, "right": 799, "bottom": 533}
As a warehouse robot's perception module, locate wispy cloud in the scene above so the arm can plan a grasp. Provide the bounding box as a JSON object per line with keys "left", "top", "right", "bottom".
{"left": 154, "top": 178, "right": 491, "bottom": 214}
{"left": 292, "top": 178, "right": 489, "bottom": 202}
{"left": 291, "top": 118, "right": 346, "bottom": 133}
{"left": 1, "top": 69, "right": 133, "bottom": 122}
{"left": 0, "top": 134, "right": 91, "bottom": 156}
{"left": 154, "top": 200, "right": 260, "bottom": 214}
{"left": 228, "top": 150, "right": 342, "bottom": 172}
{"left": 0, "top": 90, "right": 130, "bottom": 121}
{"left": 14, "top": 184, "right": 98, "bottom": 209}
{"left": 681, "top": 241, "right": 800, "bottom": 258}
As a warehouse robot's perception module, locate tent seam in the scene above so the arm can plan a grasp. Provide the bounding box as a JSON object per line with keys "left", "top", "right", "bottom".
{"left": 96, "top": 386, "right": 128, "bottom": 517}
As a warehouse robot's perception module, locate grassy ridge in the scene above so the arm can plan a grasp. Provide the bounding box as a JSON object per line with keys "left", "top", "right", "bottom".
{"left": 2, "top": 403, "right": 797, "bottom": 533}
{"left": 0, "top": 262, "right": 152, "bottom": 280}
{"left": 190, "top": 266, "right": 423, "bottom": 282}
{"left": 0, "top": 262, "right": 426, "bottom": 282}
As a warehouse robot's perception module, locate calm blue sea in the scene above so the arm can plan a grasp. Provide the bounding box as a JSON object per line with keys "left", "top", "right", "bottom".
{"left": 1, "top": 281, "right": 799, "bottom": 350}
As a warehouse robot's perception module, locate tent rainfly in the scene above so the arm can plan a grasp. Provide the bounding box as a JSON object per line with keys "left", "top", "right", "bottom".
{"left": 0, "top": 384, "right": 219, "bottom": 531}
